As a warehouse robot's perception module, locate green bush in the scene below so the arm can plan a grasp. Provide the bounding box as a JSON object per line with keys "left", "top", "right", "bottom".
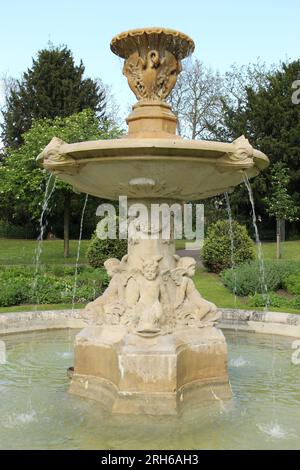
{"left": 222, "top": 260, "right": 300, "bottom": 296}
{"left": 249, "top": 292, "right": 300, "bottom": 310}
{"left": 283, "top": 274, "right": 300, "bottom": 295}
{"left": 0, "top": 277, "right": 31, "bottom": 307}
{"left": 0, "top": 265, "right": 109, "bottom": 307}
{"left": 202, "top": 220, "right": 255, "bottom": 273}
{"left": 248, "top": 292, "right": 289, "bottom": 308}
{"left": 86, "top": 233, "right": 127, "bottom": 269}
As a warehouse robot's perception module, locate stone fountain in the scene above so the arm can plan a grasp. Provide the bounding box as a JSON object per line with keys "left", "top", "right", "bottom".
{"left": 39, "top": 27, "right": 269, "bottom": 415}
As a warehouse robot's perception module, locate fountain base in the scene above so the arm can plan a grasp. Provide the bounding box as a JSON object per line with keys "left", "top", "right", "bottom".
{"left": 69, "top": 325, "right": 232, "bottom": 415}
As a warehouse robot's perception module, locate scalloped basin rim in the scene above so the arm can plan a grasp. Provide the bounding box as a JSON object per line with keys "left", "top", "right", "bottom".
{"left": 47, "top": 138, "right": 269, "bottom": 171}
{"left": 39, "top": 137, "right": 269, "bottom": 201}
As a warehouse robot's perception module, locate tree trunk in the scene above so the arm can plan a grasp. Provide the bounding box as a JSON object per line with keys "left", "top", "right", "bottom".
{"left": 280, "top": 219, "right": 286, "bottom": 242}
{"left": 276, "top": 217, "right": 282, "bottom": 259}
{"left": 64, "top": 195, "right": 71, "bottom": 258}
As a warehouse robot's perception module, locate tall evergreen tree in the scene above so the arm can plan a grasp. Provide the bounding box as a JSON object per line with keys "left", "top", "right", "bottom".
{"left": 221, "top": 60, "right": 300, "bottom": 238}
{"left": 1, "top": 44, "right": 106, "bottom": 148}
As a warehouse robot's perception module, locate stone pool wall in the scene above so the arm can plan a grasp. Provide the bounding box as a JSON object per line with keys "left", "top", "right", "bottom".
{"left": 0, "top": 308, "right": 300, "bottom": 338}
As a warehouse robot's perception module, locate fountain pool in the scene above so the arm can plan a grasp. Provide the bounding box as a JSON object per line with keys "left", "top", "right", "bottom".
{"left": 1, "top": 328, "right": 299, "bottom": 450}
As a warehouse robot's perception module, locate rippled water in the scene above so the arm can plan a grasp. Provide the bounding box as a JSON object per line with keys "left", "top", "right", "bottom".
{"left": 0, "top": 329, "right": 300, "bottom": 450}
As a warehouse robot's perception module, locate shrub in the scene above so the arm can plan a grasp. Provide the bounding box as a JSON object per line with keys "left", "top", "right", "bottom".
{"left": 0, "top": 277, "right": 31, "bottom": 307}
{"left": 222, "top": 260, "right": 300, "bottom": 296}
{"left": 248, "top": 292, "right": 289, "bottom": 309}
{"left": 86, "top": 233, "right": 127, "bottom": 269}
{"left": 0, "top": 265, "right": 109, "bottom": 307}
{"left": 202, "top": 220, "right": 255, "bottom": 273}
{"left": 283, "top": 274, "right": 300, "bottom": 295}
{"left": 249, "top": 292, "right": 300, "bottom": 310}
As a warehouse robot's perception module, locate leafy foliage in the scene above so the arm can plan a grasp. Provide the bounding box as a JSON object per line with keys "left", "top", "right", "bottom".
{"left": 0, "top": 109, "right": 122, "bottom": 235}
{"left": 220, "top": 60, "right": 300, "bottom": 237}
{"left": 1, "top": 44, "right": 106, "bottom": 147}
{"left": 202, "top": 220, "right": 255, "bottom": 273}
{"left": 0, "top": 265, "right": 108, "bottom": 307}
{"left": 86, "top": 233, "right": 127, "bottom": 269}
{"left": 283, "top": 274, "right": 300, "bottom": 295}
{"left": 264, "top": 162, "right": 298, "bottom": 222}
{"left": 222, "top": 260, "right": 300, "bottom": 296}
{"left": 249, "top": 292, "right": 300, "bottom": 310}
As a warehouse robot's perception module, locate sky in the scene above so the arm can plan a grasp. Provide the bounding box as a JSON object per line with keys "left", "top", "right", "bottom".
{"left": 0, "top": 0, "right": 299, "bottom": 117}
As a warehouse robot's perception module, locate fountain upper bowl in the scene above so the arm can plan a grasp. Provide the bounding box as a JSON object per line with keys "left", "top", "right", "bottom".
{"left": 110, "top": 27, "right": 195, "bottom": 60}
{"left": 38, "top": 135, "right": 269, "bottom": 201}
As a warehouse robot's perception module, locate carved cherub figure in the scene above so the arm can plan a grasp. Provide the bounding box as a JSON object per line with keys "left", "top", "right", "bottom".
{"left": 171, "top": 257, "right": 221, "bottom": 327}
{"left": 125, "top": 255, "right": 168, "bottom": 335}
{"left": 82, "top": 256, "right": 128, "bottom": 325}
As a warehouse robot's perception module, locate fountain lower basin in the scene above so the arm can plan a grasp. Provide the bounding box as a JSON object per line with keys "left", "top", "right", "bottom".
{"left": 1, "top": 328, "right": 299, "bottom": 450}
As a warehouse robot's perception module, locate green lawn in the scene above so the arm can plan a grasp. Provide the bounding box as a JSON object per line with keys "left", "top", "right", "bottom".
{"left": 176, "top": 239, "right": 300, "bottom": 260}
{"left": 261, "top": 240, "right": 300, "bottom": 261}
{"left": 194, "top": 270, "right": 300, "bottom": 314}
{"left": 0, "top": 303, "right": 85, "bottom": 313}
{"left": 1, "top": 238, "right": 299, "bottom": 266}
{"left": 0, "top": 238, "right": 90, "bottom": 265}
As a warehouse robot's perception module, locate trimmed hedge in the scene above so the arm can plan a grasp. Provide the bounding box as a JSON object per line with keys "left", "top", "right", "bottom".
{"left": 202, "top": 220, "right": 255, "bottom": 273}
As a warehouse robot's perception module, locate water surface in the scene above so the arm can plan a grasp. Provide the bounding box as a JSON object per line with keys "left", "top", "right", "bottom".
{"left": 0, "top": 329, "right": 299, "bottom": 450}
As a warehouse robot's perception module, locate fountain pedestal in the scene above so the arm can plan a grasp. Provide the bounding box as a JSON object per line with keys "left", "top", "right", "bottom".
{"left": 39, "top": 27, "right": 268, "bottom": 415}
{"left": 69, "top": 324, "right": 231, "bottom": 415}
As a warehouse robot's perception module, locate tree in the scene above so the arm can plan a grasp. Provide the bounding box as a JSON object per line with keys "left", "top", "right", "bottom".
{"left": 1, "top": 44, "right": 106, "bottom": 148}
{"left": 0, "top": 109, "right": 122, "bottom": 256}
{"left": 169, "top": 59, "right": 223, "bottom": 140}
{"left": 264, "top": 163, "right": 298, "bottom": 258}
{"left": 219, "top": 60, "right": 300, "bottom": 239}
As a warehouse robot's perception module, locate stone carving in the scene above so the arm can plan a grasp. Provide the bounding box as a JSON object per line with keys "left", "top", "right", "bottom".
{"left": 110, "top": 27, "right": 195, "bottom": 102}
{"left": 83, "top": 251, "right": 220, "bottom": 335}
{"left": 123, "top": 50, "right": 181, "bottom": 101}
{"left": 82, "top": 256, "right": 129, "bottom": 325}
{"left": 171, "top": 257, "right": 221, "bottom": 327}
{"left": 37, "top": 137, "right": 77, "bottom": 175}
{"left": 37, "top": 137, "right": 66, "bottom": 164}
{"left": 217, "top": 135, "right": 254, "bottom": 169}
{"left": 126, "top": 256, "right": 168, "bottom": 335}
{"left": 116, "top": 179, "right": 183, "bottom": 198}
{"left": 229, "top": 136, "right": 254, "bottom": 162}
{"left": 110, "top": 27, "right": 195, "bottom": 61}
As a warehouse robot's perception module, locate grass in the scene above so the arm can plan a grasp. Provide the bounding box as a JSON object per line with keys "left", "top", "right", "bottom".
{"left": 261, "top": 240, "right": 300, "bottom": 261}
{"left": 0, "top": 238, "right": 90, "bottom": 265}
{"left": 1, "top": 238, "right": 299, "bottom": 266}
{"left": 0, "top": 237, "right": 299, "bottom": 314}
{"left": 194, "top": 270, "right": 300, "bottom": 314}
{"left": 0, "top": 303, "right": 85, "bottom": 313}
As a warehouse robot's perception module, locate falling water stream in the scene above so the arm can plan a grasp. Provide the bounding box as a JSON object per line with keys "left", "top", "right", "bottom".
{"left": 243, "top": 172, "right": 279, "bottom": 434}
{"left": 224, "top": 192, "right": 237, "bottom": 307}
{"left": 243, "top": 173, "right": 269, "bottom": 308}
{"left": 31, "top": 173, "right": 56, "bottom": 304}
{"left": 71, "top": 194, "right": 89, "bottom": 312}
